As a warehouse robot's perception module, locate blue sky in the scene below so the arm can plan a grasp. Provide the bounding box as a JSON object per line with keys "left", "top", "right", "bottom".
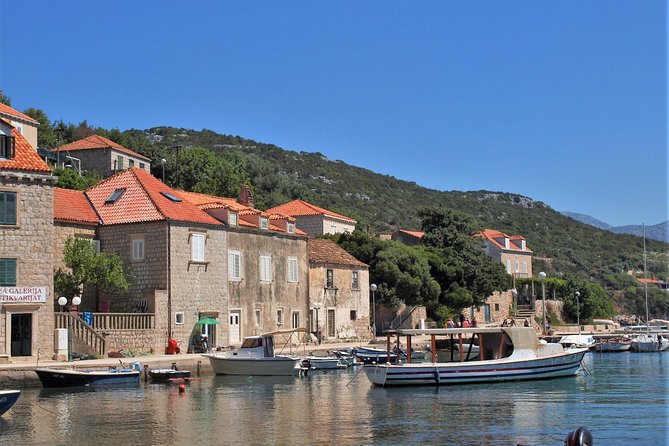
{"left": 1, "top": 1, "right": 667, "bottom": 227}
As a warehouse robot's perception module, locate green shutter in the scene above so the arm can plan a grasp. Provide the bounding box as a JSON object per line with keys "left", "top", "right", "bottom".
{"left": 0, "top": 259, "right": 17, "bottom": 286}
{"left": 0, "top": 192, "right": 17, "bottom": 225}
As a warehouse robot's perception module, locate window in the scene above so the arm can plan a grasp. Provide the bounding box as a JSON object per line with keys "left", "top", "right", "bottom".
{"left": 139, "top": 162, "right": 145, "bottom": 169}
{"left": 330, "top": 224, "right": 337, "bottom": 234}
{"left": 277, "top": 309, "right": 284, "bottom": 325}
{"left": 255, "top": 309, "right": 261, "bottom": 326}
{"left": 291, "top": 311, "right": 300, "bottom": 329}
{"left": 260, "top": 217, "right": 268, "bottom": 230}
{"left": 260, "top": 255, "right": 272, "bottom": 282}
{"left": 495, "top": 303, "right": 500, "bottom": 312}
{"left": 0, "top": 258, "right": 17, "bottom": 286}
{"left": 229, "top": 251, "right": 241, "bottom": 281}
{"left": 523, "top": 262, "right": 528, "bottom": 274}
{"left": 326, "top": 269, "right": 334, "bottom": 288}
{"left": 229, "top": 213, "right": 238, "bottom": 226}
{"left": 132, "top": 238, "right": 145, "bottom": 260}
{"left": 0, "top": 135, "right": 15, "bottom": 159}
{"left": 175, "top": 312, "right": 185, "bottom": 325}
{"left": 287, "top": 223, "right": 295, "bottom": 234}
{"left": 117, "top": 155, "right": 124, "bottom": 170}
{"left": 105, "top": 188, "right": 125, "bottom": 204}
{"left": 515, "top": 261, "right": 520, "bottom": 273}
{"left": 161, "top": 191, "right": 182, "bottom": 202}
{"left": 191, "top": 233, "right": 205, "bottom": 262}
{"left": 287, "top": 257, "right": 298, "bottom": 283}
{"left": 129, "top": 159, "right": 135, "bottom": 167}
{"left": 350, "top": 310, "right": 357, "bottom": 320}
{"left": 352, "top": 271, "right": 359, "bottom": 289}
{"left": 0, "top": 191, "right": 17, "bottom": 225}
{"left": 506, "top": 260, "right": 511, "bottom": 274}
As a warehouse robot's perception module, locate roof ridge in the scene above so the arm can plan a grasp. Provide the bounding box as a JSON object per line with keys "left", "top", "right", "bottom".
{"left": 132, "top": 168, "right": 169, "bottom": 220}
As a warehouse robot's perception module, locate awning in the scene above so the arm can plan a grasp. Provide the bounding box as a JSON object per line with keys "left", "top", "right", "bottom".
{"left": 196, "top": 317, "right": 220, "bottom": 325}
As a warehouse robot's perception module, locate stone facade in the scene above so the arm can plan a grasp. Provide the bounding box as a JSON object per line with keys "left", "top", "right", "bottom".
{"left": 291, "top": 214, "right": 356, "bottom": 237}
{"left": 308, "top": 264, "right": 370, "bottom": 340}
{"left": 0, "top": 170, "right": 57, "bottom": 361}
{"left": 226, "top": 227, "right": 309, "bottom": 345}
{"left": 63, "top": 148, "right": 151, "bottom": 178}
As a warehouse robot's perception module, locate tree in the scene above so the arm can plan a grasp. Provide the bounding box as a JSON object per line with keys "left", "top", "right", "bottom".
{"left": 53, "top": 167, "right": 101, "bottom": 190}
{"left": 54, "top": 237, "right": 130, "bottom": 310}
{"left": 23, "top": 108, "right": 57, "bottom": 149}
{"left": 0, "top": 92, "right": 11, "bottom": 106}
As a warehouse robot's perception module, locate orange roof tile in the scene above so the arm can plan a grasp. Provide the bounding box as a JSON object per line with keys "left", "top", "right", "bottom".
{"left": 178, "top": 190, "right": 250, "bottom": 212}
{"left": 308, "top": 238, "right": 368, "bottom": 268}
{"left": 266, "top": 199, "right": 356, "bottom": 223}
{"left": 0, "top": 103, "right": 39, "bottom": 125}
{"left": 85, "top": 168, "right": 221, "bottom": 226}
{"left": 55, "top": 134, "right": 150, "bottom": 161}
{"left": 0, "top": 125, "right": 52, "bottom": 173}
{"left": 54, "top": 188, "right": 98, "bottom": 225}
{"left": 398, "top": 229, "right": 425, "bottom": 239}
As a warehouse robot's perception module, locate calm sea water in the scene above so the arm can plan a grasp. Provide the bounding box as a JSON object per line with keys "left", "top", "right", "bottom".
{"left": 1, "top": 352, "right": 667, "bottom": 446}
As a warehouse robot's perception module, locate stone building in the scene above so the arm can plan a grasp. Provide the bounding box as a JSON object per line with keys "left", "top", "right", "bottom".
{"left": 53, "top": 134, "right": 151, "bottom": 178}
{"left": 391, "top": 228, "right": 425, "bottom": 246}
{"left": 53, "top": 170, "right": 310, "bottom": 354}
{"left": 307, "top": 238, "right": 370, "bottom": 340}
{"left": 476, "top": 229, "right": 533, "bottom": 279}
{"left": 0, "top": 118, "right": 56, "bottom": 362}
{"left": 266, "top": 199, "right": 356, "bottom": 237}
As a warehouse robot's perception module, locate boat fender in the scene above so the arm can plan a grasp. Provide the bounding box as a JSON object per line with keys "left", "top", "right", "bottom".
{"left": 433, "top": 369, "right": 440, "bottom": 384}
{"left": 564, "top": 427, "right": 592, "bottom": 446}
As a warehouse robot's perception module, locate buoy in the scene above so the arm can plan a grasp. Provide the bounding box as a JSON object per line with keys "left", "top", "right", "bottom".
{"left": 178, "top": 384, "right": 186, "bottom": 394}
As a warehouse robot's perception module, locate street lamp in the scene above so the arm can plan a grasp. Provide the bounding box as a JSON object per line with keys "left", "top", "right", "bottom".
{"left": 313, "top": 302, "right": 322, "bottom": 344}
{"left": 58, "top": 295, "right": 81, "bottom": 362}
{"left": 370, "top": 284, "right": 377, "bottom": 338}
{"left": 575, "top": 291, "right": 581, "bottom": 338}
{"left": 538, "top": 272, "right": 547, "bottom": 334}
{"left": 160, "top": 158, "right": 167, "bottom": 183}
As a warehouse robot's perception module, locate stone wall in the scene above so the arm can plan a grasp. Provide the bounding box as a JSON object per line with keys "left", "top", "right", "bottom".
{"left": 0, "top": 171, "right": 57, "bottom": 361}
{"left": 308, "top": 264, "right": 370, "bottom": 340}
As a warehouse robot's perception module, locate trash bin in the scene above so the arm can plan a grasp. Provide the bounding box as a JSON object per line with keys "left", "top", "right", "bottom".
{"left": 165, "top": 339, "right": 179, "bottom": 354}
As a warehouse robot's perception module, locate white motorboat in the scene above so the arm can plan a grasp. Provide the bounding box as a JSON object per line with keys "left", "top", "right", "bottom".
{"left": 364, "top": 327, "right": 589, "bottom": 387}
{"left": 558, "top": 334, "right": 596, "bottom": 349}
{"left": 594, "top": 336, "right": 632, "bottom": 352}
{"left": 630, "top": 333, "right": 669, "bottom": 352}
{"left": 204, "top": 329, "right": 305, "bottom": 376}
{"left": 301, "top": 355, "right": 347, "bottom": 370}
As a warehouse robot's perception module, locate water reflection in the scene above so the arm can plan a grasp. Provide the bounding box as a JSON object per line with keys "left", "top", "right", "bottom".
{"left": 1, "top": 354, "right": 667, "bottom": 445}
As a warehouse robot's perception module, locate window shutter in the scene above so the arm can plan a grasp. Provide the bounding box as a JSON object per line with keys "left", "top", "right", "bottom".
{"left": 8, "top": 136, "right": 15, "bottom": 159}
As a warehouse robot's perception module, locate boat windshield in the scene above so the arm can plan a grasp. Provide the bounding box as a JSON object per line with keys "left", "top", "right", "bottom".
{"left": 241, "top": 338, "right": 262, "bottom": 349}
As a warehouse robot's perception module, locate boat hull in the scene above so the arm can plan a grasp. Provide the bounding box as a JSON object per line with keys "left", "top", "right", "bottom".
{"left": 0, "top": 389, "right": 20, "bottom": 416}
{"left": 302, "top": 356, "right": 347, "bottom": 370}
{"left": 206, "top": 354, "right": 300, "bottom": 376}
{"left": 364, "top": 349, "right": 588, "bottom": 387}
{"left": 35, "top": 364, "right": 142, "bottom": 388}
{"left": 148, "top": 369, "right": 192, "bottom": 382}
{"left": 595, "top": 340, "right": 631, "bottom": 352}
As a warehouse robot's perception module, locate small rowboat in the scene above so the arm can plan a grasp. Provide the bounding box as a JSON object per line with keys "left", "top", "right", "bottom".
{"left": 148, "top": 366, "right": 192, "bottom": 382}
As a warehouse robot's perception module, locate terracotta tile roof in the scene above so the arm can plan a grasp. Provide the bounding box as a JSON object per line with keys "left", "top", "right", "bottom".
{"left": 85, "top": 168, "right": 221, "bottom": 226}
{"left": 54, "top": 188, "right": 98, "bottom": 226}
{"left": 308, "top": 238, "right": 368, "bottom": 268}
{"left": 55, "top": 134, "right": 151, "bottom": 161}
{"left": 0, "top": 103, "right": 39, "bottom": 125}
{"left": 475, "top": 228, "right": 533, "bottom": 253}
{"left": 397, "top": 229, "right": 425, "bottom": 239}
{"left": 0, "top": 125, "right": 52, "bottom": 173}
{"left": 266, "top": 199, "right": 356, "bottom": 223}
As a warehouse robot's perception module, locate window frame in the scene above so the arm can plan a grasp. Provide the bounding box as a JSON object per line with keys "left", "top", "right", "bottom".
{"left": 0, "top": 135, "right": 16, "bottom": 160}
{"left": 287, "top": 257, "right": 298, "bottom": 283}
{"left": 260, "top": 217, "right": 269, "bottom": 230}
{"left": 259, "top": 255, "right": 272, "bottom": 282}
{"left": 229, "top": 250, "right": 242, "bottom": 281}
{"left": 0, "top": 191, "right": 17, "bottom": 225}
{"left": 131, "top": 237, "right": 145, "bottom": 261}
{"left": 191, "top": 233, "right": 205, "bottom": 262}
{"left": 326, "top": 268, "right": 334, "bottom": 288}
{"left": 351, "top": 271, "right": 359, "bottom": 290}
{"left": 0, "top": 258, "right": 17, "bottom": 286}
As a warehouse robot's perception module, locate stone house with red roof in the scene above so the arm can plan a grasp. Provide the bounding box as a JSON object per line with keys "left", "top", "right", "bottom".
{"left": 53, "top": 134, "right": 151, "bottom": 177}
{"left": 0, "top": 117, "right": 57, "bottom": 362}
{"left": 53, "top": 169, "right": 310, "bottom": 353}
{"left": 391, "top": 228, "right": 425, "bottom": 246}
{"left": 476, "top": 229, "right": 533, "bottom": 279}
{"left": 307, "top": 239, "right": 370, "bottom": 340}
{"left": 266, "top": 199, "right": 356, "bottom": 237}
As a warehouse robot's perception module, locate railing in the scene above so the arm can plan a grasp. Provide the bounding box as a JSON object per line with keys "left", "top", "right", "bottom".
{"left": 92, "top": 313, "right": 155, "bottom": 330}
{"left": 389, "top": 305, "right": 422, "bottom": 330}
{"left": 55, "top": 313, "right": 107, "bottom": 357}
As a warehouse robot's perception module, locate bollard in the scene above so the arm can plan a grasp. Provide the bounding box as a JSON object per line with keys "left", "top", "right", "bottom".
{"left": 197, "top": 360, "right": 202, "bottom": 377}
{"left": 143, "top": 364, "right": 149, "bottom": 382}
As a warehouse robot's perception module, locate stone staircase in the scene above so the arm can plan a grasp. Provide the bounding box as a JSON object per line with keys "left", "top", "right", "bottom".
{"left": 514, "top": 305, "right": 536, "bottom": 325}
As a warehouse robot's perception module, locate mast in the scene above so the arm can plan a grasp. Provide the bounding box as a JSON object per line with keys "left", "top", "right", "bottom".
{"left": 643, "top": 223, "right": 649, "bottom": 330}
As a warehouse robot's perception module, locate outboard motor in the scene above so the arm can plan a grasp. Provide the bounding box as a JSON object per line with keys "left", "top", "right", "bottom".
{"left": 564, "top": 427, "right": 593, "bottom": 446}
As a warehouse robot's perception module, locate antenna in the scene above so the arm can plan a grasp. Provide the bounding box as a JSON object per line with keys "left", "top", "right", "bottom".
{"left": 643, "top": 223, "right": 649, "bottom": 329}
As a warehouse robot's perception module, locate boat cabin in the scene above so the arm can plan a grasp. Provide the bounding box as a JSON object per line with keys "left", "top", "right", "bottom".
{"left": 235, "top": 335, "right": 275, "bottom": 358}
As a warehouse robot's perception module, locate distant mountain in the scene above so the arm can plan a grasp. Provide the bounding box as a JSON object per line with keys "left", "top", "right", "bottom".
{"left": 561, "top": 212, "right": 612, "bottom": 230}
{"left": 562, "top": 212, "right": 668, "bottom": 243}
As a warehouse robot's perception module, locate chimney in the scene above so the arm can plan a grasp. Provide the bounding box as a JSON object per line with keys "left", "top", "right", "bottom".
{"left": 239, "top": 185, "right": 254, "bottom": 208}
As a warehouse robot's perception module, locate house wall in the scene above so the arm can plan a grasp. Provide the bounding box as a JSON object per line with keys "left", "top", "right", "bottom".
{"left": 109, "top": 149, "right": 151, "bottom": 174}
{"left": 308, "top": 264, "right": 370, "bottom": 340}
{"left": 294, "top": 215, "right": 356, "bottom": 237}
{"left": 64, "top": 148, "right": 150, "bottom": 178}
{"left": 0, "top": 171, "right": 57, "bottom": 361}
{"left": 500, "top": 252, "right": 533, "bottom": 278}
{"left": 226, "top": 228, "right": 308, "bottom": 345}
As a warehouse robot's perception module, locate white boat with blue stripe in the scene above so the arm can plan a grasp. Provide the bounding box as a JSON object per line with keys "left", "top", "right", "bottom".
{"left": 364, "top": 327, "right": 588, "bottom": 387}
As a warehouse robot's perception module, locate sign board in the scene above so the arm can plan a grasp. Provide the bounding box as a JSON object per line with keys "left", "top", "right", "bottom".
{"left": 0, "top": 287, "right": 48, "bottom": 303}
